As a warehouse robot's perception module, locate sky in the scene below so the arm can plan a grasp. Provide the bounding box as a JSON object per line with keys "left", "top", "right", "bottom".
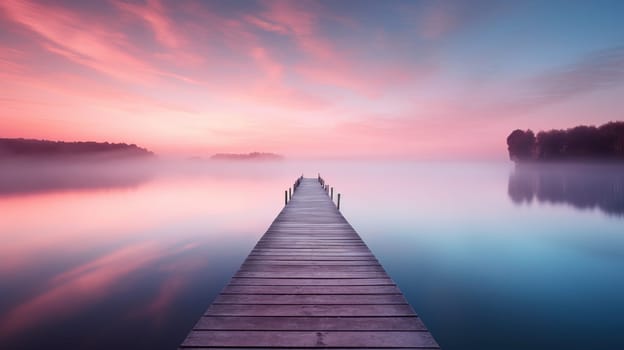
{"left": 1, "top": 0, "right": 623, "bottom": 159}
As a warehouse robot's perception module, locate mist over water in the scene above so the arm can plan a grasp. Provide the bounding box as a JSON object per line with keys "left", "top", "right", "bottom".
{"left": 1, "top": 159, "right": 623, "bottom": 350}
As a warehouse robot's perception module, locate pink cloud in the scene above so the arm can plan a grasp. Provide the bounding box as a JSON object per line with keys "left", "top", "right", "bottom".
{"left": 0, "top": 47, "right": 25, "bottom": 78}
{"left": 245, "top": 0, "right": 430, "bottom": 98}
{"left": 247, "top": 1, "right": 343, "bottom": 68}
{"left": 245, "top": 46, "right": 330, "bottom": 110}
{"left": 0, "top": 0, "right": 201, "bottom": 84}
{"left": 243, "top": 14, "right": 289, "bottom": 34}
{"left": 249, "top": 46, "right": 284, "bottom": 81}
{"left": 257, "top": 0, "right": 334, "bottom": 60}
{"left": 114, "top": 0, "right": 183, "bottom": 49}
{"left": 4, "top": 0, "right": 612, "bottom": 159}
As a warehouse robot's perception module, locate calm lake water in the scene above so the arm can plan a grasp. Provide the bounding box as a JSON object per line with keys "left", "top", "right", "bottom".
{"left": 1, "top": 160, "right": 623, "bottom": 350}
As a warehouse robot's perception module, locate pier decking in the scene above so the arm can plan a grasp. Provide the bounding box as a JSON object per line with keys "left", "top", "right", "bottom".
{"left": 180, "top": 177, "right": 440, "bottom": 349}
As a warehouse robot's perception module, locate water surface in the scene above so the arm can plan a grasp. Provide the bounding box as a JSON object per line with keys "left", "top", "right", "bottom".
{"left": 1, "top": 160, "right": 623, "bottom": 349}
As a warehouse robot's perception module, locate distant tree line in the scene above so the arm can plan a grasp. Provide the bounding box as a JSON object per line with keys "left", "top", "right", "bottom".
{"left": 0, "top": 138, "right": 154, "bottom": 158}
{"left": 507, "top": 121, "right": 624, "bottom": 161}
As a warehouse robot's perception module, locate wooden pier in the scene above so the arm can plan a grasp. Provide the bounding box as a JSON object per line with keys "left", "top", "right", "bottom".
{"left": 180, "top": 177, "right": 440, "bottom": 349}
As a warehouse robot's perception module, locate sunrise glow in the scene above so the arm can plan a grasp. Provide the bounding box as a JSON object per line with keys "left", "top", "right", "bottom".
{"left": 2, "top": 0, "right": 623, "bottom": 158}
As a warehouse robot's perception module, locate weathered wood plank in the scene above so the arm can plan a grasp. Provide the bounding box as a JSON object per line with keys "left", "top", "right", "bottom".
{"left": 194, "top": 316, "right": 428, "bottom": 331}
{"left": 238, "top": 265, "right": 385, "bottom": 272}
{"left": 235, "top": 271, "right": 388, "bottom": 279}
{"left": 249, "top": 252, "right": 375, "bottom": 256}
{"left": 214, "top": 294, "right": 407, "bottom": 304}
{"left": 182, "top": 346, "right": 439, "bottom": 350}
{"left": 182, "top": 330, "right": 438, "bottom": 348}
{"left": 253, "top": 245, "right": 368, "bottom": 249}
{"left": 251, "top": 249, "right": 373, "bottom": 253}
{"left": 244, "top": 256, "right": 378, "bottom": 261}
{"left": 239, "top": 260, "right": 381, "bottom": 266}
{"left": 221, "top": 285, "right": 403, "bottom": 295}
{"left": 204, "top": 304, "right": 417, "bottom": 317}
{"left": 227, "top": 278, "right": 396, "bottom": 286}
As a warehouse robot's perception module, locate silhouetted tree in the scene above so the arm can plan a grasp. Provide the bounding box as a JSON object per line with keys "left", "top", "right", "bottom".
{"left": 508, "top": 121, "right": 624, "bottom": 162}
{"left": 598, "top": 122, "right": 624, "bottom": 157}
{"left": 507, "top": 129, "right": 535, "bottom": 161}
{"left": 536, "top": 129, "right": 566, "bottom": 159}
{"left": 565, "top": 125, "right": 603, "bottom": 157}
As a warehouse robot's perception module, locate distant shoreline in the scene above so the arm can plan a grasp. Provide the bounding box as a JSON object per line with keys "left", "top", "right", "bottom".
{"left": 0, "top": 138, "right": 154, "bottom": 159}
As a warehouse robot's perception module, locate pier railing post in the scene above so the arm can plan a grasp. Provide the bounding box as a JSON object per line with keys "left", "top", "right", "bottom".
{"left": 285, "top": 190, "right": 288, "bottom": 205}
{"left": 330, "top": 187, "right": 333, "bottom": 200}
{"left": 337, "top": 193, "right": 341, "bottom": 210}
{"left": 289, "top": 187, "right": 292, "bottom": 201}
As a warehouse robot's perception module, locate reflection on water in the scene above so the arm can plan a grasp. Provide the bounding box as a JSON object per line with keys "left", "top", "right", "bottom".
{"left": 0, "top": 160, "right": 295, "bottom": 350}
{"left": 508, "top": 163, "right": 624, "bottom": 215}
{"left": 1, "top": 160, "right": 623, "bottom": 350}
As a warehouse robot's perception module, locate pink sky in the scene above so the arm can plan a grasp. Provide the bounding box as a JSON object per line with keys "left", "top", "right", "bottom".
{"left": 1, "top": 0, "right": 623, "bottom": 159}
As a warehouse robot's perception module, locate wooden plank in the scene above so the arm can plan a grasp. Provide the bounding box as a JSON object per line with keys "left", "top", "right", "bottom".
{"left": 244, "top": 256, "right": 378, "bottom": 261}
{"left": 252, "top": 245, "right": 366, "bottom": 248}
{"left": 256, "top": 240, "right": 365, "bottom": 242}
{"left": 253, "top": 247, "right": 369, "bottom": 249}
{"left": 194, "top": 316, "right": 428, "bottom": 331}
{"left": 182, "top": 330, "right": 438, "bottom": 348}
{"left": 255, "top": 244, "right": 366, "bottom": 247}
{"left": 238, "top": 265, "right": 385, "bottom": 272}
{"left": 204, "top": 304, "right": 416, "bottom": 317}
{"left": 214, "top": 294, "right": 407, "bottom": 304}
{"left": 239, "top": 260, "right": 381, "bottom": 266}
{"left": 253, "top": 245, "right": 368, "bottom": 248}
{"left": 181, "top": 346, "right": 439, "bottom": 350}
{"left": 235, "top": 271, "right": 388, "bottom": 279}
{"left": 250, "top": 251, "right": 374, "bottom": 255}
{"left": 248, "top": 252, "right": 371, "bottom": 255}
{"left": 227, "top": 278, "right": 396, "bottom": 286}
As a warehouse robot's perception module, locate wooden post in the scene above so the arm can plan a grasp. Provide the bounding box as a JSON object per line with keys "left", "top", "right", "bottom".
{"left": 330, "top": 187, "right": 333, "bottom": 200}
{"left": 285, "top": 190, "right": 288, "bottom": 205}
{"left": 289, "top": 187, "right": 292, "bottom": 200}
{"left": 337, "top": 193, "right": 341, "bottom": 210}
